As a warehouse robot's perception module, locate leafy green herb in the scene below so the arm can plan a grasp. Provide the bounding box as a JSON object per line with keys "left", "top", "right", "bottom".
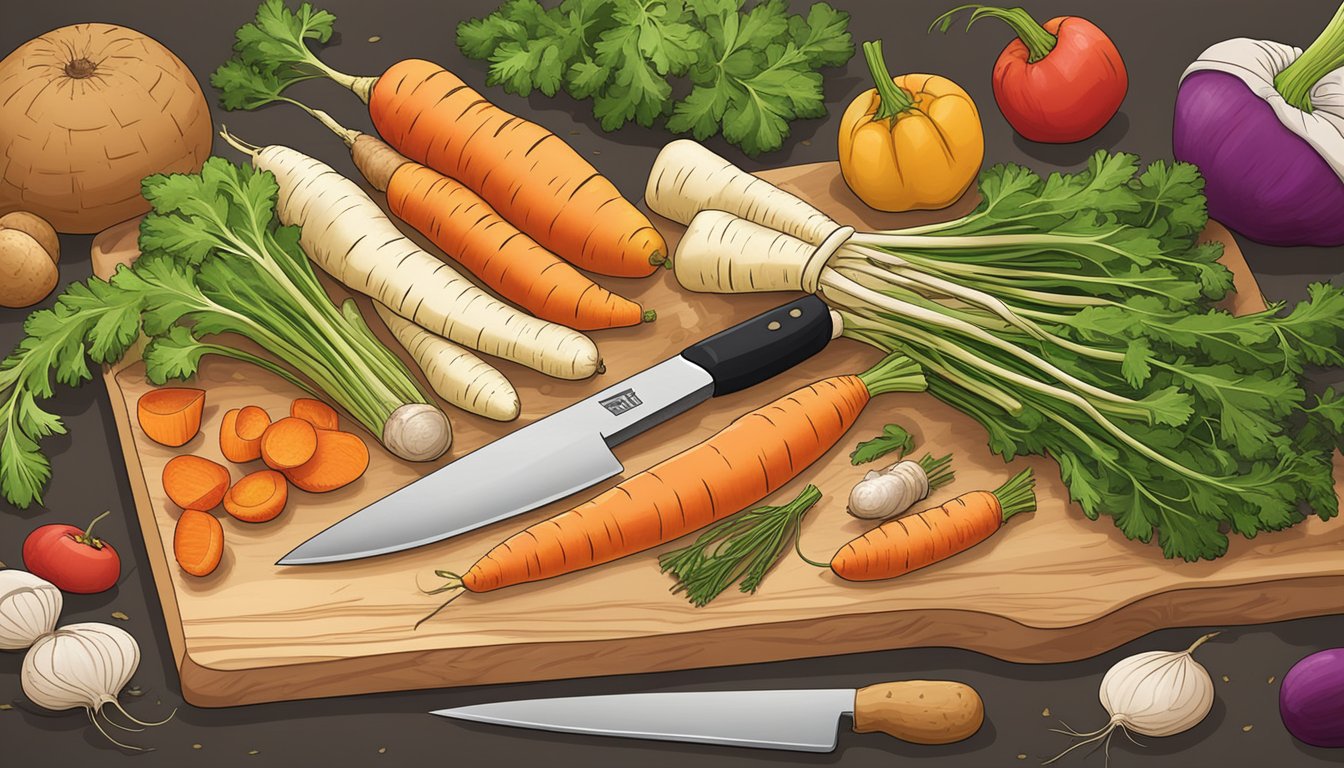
{"left": 819, "top": 152, "right": 1344, "bottom": 560}
{"left": 660, "top": 484, "right": 821, "bottom": 606}
{"left": 849, "top": 423, "right": 914, "bottom": 465}
{"left": 0, "top": 158, "right": 434, "bottom": 508}
{"left": 458, "top": 0, "right": 854, "bottom": 155}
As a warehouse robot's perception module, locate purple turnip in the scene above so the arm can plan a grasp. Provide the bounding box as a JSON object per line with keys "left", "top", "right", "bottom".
{"left": 1280, "top": 648, "right": 1344, "bottom": 748}
{"left": 1173, "top": 3, "right": 1344, "bottom": 246}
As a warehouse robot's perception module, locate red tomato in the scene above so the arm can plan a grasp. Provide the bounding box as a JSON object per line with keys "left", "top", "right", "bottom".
{"left": 22, "top": 511, "right": 121, "bottom": 594}
{"left": 991, "top": 16, "right": 1128, "bottom": 143}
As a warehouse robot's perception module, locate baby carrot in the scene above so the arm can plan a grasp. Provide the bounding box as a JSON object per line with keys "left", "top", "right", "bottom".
{"left": 828, "top": 468, "right": 1037, "bottom": 581}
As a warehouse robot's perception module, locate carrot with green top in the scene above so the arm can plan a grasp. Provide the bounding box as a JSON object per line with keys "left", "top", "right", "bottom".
{"left": 214, "top": 1, "right": 666, "bottom": 278}
{"left": 825, "top": 468, "right": 1037, "bottom": 581}
{"left": 416, "top": 354, "right": 926, "bottom": 621}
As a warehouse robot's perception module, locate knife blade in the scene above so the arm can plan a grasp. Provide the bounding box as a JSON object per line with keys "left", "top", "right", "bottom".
{"left": 279, "top": 295, "right": 837, "bottom": 565}
{"left": 430, "top": 681, "right": 984, "bottom": 752}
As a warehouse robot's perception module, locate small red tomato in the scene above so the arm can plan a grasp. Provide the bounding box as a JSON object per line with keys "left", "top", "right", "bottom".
{"left": 22, "top": 510, "right": 121, "bottom": 594}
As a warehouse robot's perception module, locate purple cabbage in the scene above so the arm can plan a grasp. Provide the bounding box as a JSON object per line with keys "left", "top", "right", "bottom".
{"left": 1174, "top": 70, "right": 1344, "bottom": 247}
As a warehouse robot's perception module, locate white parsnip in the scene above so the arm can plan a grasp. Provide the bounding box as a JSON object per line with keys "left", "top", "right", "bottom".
{"left": 646, "top": 139, "right": 838, "bottom": 244}
{"left": 224, "top": 135, "right": 600, "bottom": 381}
{"left": 374, "top": 302, "right": 520, "bottom": 422}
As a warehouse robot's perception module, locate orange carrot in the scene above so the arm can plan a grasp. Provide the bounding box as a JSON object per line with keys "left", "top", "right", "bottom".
{"left": 284, "top": 429, "right": 370, "bottom": 493}
{"left": 428, "top": 355, "right": 924, "bottom": 602}
{"left": 290, "top": 398, "right": 339, "bottom": 431}
{"left": 220, "top": 405, "right": 272, "bottom": 463}
{"left": 380, "top": 155, "right": 650, "bottom": 330}
{"left": 162, "top": 455, "right": 230, "bottom": 511}
{"left": 137, "top": 388, "right": 205, "bottom": 447}
{"left": 223, "top": 469, "right": 289, "bottom": 523}
{"left": 260, "top": 417, "right": 318, "bottom": 470}
{"left": 828, "top": 469, "right": 1037, "bottom": 581}
{"left": 367, "top": 59, "right": 665, "bottom": 278}
{"left": 174, "top": 509, "right": 224, "bottom": 577}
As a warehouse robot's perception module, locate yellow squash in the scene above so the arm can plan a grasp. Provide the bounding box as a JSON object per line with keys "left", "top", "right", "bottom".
{"left": 839, "top": 41, "right": 984, "bottom": 212}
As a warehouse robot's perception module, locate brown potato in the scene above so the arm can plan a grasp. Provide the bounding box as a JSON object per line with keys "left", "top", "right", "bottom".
{"left": 0, "top": 228, "right": 59, "bottom": 308}
{"left": 0, "top": 211, "right": 58, "bottom": 263}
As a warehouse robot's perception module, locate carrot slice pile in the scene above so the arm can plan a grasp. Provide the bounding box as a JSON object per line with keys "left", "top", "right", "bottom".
{"left": 220, "top": 405, "right": 272, "bottom": 463}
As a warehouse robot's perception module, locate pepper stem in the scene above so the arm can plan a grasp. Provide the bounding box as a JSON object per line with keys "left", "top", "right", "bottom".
{"left": 863, "top": 41, "right": 915, "bottom": 120}
{"left": 77, "top": 510, "right": 112, "bottom": 548}
{"left": 930, "top": 4, "right": 1057, "bottom": 63}
{"left": 1274, "top": 1, "right": 1344, "bottom": 112}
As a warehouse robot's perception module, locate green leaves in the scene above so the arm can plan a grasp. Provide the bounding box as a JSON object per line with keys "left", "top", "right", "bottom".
{"left": 845, "top": 154, "right": 1344, "bottom": 561}
{"left": 849, "top": 423, "right": 914, "bottom": 465}
{"left": 457, "top": 0, "right": 853, "bottom": 155}
{"left": 212, "top": 0, "right": 343, "bottom": 112}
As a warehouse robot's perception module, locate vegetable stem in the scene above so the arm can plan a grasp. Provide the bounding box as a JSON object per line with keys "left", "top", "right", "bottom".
{"left": 992, "top": 468, "right": 1036, "bottom": 521}
{"left": 1274, "top": 0, "right": 1344, "bottom": 112}
{"left": 931, "top": 4, "right": 1057, "bottom": 63}
{"left": 76, "top": 510, "right": 112, "bottom": 548}
{"left": 862, "top": 40, "right": 915, "bottom": 120}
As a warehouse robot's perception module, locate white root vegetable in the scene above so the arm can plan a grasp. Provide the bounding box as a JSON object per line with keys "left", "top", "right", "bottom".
{"left": 374, "top": 302, "right": 520, "bottom": 422}
{"left": 1047, "top": 632, "right": 1220, "bottom": 764}
{"left": 0, "top": 570, "right": 172, "bottom": 750}
{"left": 646, "top": 140, "right": 839, "bottom": 243}
{"left": 0, "top": 24, "right": 212, "bottom": 233}
{"left": 222, "top": 133, "right": 600, "bottom": 381}
{"left": 848, "top": 454, "right": 954, "bottom": 520}
{"left": 675, "top": 211, "right": 855, "bottom": 293}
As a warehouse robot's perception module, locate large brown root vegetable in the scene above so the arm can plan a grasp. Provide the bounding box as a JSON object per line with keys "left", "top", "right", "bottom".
{"left": 0, "top": 24, "right": 212, "bottom": 233}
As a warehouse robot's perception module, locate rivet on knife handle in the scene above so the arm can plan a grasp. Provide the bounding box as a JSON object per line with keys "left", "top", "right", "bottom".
{"left": 851, "top": 680, "right": 985, "bottom": 745}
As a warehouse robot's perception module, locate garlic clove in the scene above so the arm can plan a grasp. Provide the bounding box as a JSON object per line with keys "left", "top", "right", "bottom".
{"left": 22, "top": 622, "right": 140, "bottom": 713}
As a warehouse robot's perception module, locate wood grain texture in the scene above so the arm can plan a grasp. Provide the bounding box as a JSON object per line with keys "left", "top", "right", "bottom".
{"left": 92, "top": 162, "right": 1343, "bottom": 708}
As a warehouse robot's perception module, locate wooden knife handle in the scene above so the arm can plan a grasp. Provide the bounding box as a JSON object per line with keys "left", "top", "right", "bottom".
{"left": 851, "top": 680, "right": 984, "bottom": 745}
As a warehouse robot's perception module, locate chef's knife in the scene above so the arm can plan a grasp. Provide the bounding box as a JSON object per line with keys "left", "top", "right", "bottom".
{"left": 279, "top": 295, "right": 838, "bottom": 565}
{"left": 430, "top": 681, "right": 984, "bottom": 752}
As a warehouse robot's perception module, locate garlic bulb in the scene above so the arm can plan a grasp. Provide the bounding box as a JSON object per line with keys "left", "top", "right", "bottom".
{"left": 23, "top": 622, "right": 140, "bottom": 711}
{"left": 0, "top": 568, "right": 61, "bottom": 650}
{"left": 22, "top": 622, "right": 171, "bottom": 750}
{"left": 1047, "top": 632, "right": 1219, "bottom": 763}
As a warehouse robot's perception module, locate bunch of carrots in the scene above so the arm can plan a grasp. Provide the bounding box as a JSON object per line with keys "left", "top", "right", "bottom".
{"left": 210, "top": 1, "right": 667, "bottom": 423}
{"left": 139, "top": 388, "right": 369, "bottom": 577}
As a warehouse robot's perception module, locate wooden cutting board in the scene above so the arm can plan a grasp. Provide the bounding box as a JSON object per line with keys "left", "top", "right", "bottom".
{"left": 93, "top": 162, "right": 1344, "bottom": 708}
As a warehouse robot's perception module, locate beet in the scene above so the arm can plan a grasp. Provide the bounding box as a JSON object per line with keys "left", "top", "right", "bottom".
{"left": 1280, "top": 647, "right": 1344, "bottom": 747}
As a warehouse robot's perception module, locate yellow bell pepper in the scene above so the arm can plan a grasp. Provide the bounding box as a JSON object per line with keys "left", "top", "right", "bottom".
{"left": 839, "top": 40, "right": 984, "bottom": 212}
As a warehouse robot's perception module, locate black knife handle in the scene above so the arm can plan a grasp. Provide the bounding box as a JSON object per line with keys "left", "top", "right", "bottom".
{"left": 680, "top": 295, "right": 834, "bottom": 397}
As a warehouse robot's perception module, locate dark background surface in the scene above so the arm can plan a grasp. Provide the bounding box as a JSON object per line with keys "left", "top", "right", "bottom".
{"left": 3, "top": 0, "right": 1343, "bottom": 765}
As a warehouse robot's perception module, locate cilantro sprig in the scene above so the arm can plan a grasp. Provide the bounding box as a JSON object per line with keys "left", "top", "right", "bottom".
{"left": 458, "top": 0, "right": 854, "bottom": 155}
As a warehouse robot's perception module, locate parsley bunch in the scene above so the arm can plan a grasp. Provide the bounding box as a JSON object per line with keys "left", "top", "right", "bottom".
{"left": 0, "top": 160, "right": 434, "bottom": 508}
{"left": 457, "top": 0, "right": 854, "bottom": 156}
{"left": 819, "top": 153, "right": 1344, "bottom": 560}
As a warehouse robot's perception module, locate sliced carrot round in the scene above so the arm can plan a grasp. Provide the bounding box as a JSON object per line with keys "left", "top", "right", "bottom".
{"left": 162, "top": 455, "right": 231, "bottom": 511}
{"left": 223, "top": 469, "right": 289, "bottom": 523}
{"left": 174, "top": 509, "right": 224, "bottom": 577}
{"left": 290, "top": 398, "right": 340, "bottom": 431}
{"left": 137, "top": 387, "right": 205, "bottom": 447}
{"left": 235, "top": 405, "right": 272, "bottom": 440}
{"left": 284, "top": 429, "right": 370, "bottom": 493}
{"left": 260, "top": 417, "right": 318, "bottom": 470}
